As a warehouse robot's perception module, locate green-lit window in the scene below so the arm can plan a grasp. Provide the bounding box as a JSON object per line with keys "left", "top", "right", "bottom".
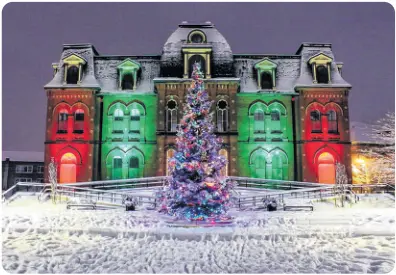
{"left": 113, "top": 109, "right": 124, "bottom": 133}
{"left": 254, "top": 109, "right": 265, "bottom": 133}
{"left": 130, "top": 109, "right": 140, "bottom": 133}
{"left": 270, "top": 110, "right": 281, "bottom": 133}
{"left": 58, "top": 110, "right": 68, "bottom": 133}
{"left": 327, "top": 110, "right": 338, "bottom": 133}
{"left": 271, "top": 154, "right": 283, "bottom": 180}
{"left": 261, "top": 72, "right": 273, "bottom": 89}
{"left": 121, "top": 73, "right": 134, "bottom": 90}
{"left": 112, "top": 157, "right": 123, "bottom": 180}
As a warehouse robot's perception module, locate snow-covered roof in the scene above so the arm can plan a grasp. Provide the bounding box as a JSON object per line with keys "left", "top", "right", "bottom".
{"left": 44, "top": 44, "right": 101, "bottom": 89}
{"left": 2, "top": 151, "right": 44, "bottom": 162}
{"left": 294, "top": 43, "right": 351, "bottom": 89}
{"left": 44, "top": 28, "right": 352, "bottom": 94}
{"left": 234, "top": 56, "right": 301, "bottom": 92}
{"left": 161, "top": 22, "right": 234, "bottom": 77}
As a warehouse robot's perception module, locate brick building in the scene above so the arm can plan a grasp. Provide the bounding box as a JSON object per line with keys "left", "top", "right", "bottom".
{"left": 44, "top": 21, "right": 352, "bottom": 184}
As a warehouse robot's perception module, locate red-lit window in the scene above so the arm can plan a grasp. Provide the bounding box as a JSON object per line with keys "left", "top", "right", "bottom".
{"left": 310, "top": 110, "right": 322, "bottom": 133}
{"left": 254, "top": 109, "right": 265, "bottom": 133}
{"left": 58, "top": 110, "right": 68, "bottom": 133}
{"left": 73, "top": 109, "right": 84, "bottom": 134}
{"left": 327, "top": 110, "right": 338, "bottom": 133}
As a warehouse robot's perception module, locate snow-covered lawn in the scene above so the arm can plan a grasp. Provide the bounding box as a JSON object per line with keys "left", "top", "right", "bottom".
{"left": 2, "top": 194, "right": 395, "bottom": 273}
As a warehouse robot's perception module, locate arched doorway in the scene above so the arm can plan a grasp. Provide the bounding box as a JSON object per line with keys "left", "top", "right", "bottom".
{"left": 60, "top": 153, "right": 77, "bottom": 183}
{"left": 318, "top": 152, "right": 336, "bottom": 184}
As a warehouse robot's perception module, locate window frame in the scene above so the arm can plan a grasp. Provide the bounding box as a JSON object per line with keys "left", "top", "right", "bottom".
{"left": 16, "top": 165, "right": 34, "bottom": 174}
{"left": 310, "top": 110, "right": 322, "bottom": 133}
{"left": 166, "top": 100, "right": 178, "bottom": 132}
{"left": 73, "top": 109, "right": 85, "bottom": 134}
{"left": 217, "top": 100, "right": 228, "bottom": 132}
{"left": 327, "top": 110, "right": 338, "bottom": 134}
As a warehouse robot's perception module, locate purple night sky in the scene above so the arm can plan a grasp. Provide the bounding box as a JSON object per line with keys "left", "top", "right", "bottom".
{"left": 2, "top": 2, "right": 394, "bottom": 152}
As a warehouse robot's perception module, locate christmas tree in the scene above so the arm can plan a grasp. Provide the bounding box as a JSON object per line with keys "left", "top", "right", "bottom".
{"left": 160, "top": 62, "right": 234, "bottom": 222}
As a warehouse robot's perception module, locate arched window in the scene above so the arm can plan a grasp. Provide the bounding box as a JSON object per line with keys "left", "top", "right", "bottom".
{"left": 327, "top": 110, "right": 338, "bottom": 133}
{"left": 270, "top": 110, "right": 281, "bottom": 133}
{"left": 261, "top": 72, "right": 273, "bottom": 89}
{"left": 166, "top": 149, "right": 176, "bottom": 176}
{"left": 254, "top": 109, "right": 265, "bottom": 133}
{"left": 130, "top": 108, "right": 140, "bottom": 133}
{"left": 217, "top": 100, "right": 228, "bottom": 132}
{"left": 112, "top": 157, "right": 123, "bottom": 180}
{"left": 113, "top": 109, "right": 124, "bottom": 133}
{"left": 191, "top": 33, "right": 204, "bottom": 43}
{"left": 121, "top": 73, "right": 134, "bottom": 90}
{"left": 58, "top": 110, "right": 68, "bottom": 133}
{"left": 166, "top": 100, "right": 178, "bottom": 132}
{"left": 310, "top": 110, "right": 322, "bottom": 133}
{"left": 316, "top": 65, "right": 329, "bottom": 84}
{"left": 66, "top": 66, "right": 79, "bottom": 84}
{"left": 219, "top": 149, "right": 228, "bottom": 176}
{"left": 189, "top": 55, "right": 206, "bottom": 78}
{"left": 129, "top": 157, "right": 139, "bottom": 168}
{"left": 73, "top": 109, "right": 84, "bottom": 134}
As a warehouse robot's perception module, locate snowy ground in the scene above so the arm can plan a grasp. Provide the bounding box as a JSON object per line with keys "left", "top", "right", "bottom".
{"left": 2, "top": 193, "right": 395, "bottom": 273}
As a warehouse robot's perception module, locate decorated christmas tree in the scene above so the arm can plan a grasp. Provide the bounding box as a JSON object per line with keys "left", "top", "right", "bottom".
{"left": 159, "top": 62, "right": 234, "bottom": 222}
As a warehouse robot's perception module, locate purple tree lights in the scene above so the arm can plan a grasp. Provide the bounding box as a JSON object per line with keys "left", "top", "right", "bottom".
{"left": 159, "top": 62, "right": 234, "bottom": 222}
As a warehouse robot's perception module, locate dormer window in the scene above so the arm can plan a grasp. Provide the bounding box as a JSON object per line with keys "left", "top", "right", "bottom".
{"left": 316, "top": 65, "right": 329, "bottom": 84}
{"left": 67, "top": 66, "right": 79, "bottom": 84}
{"left": 183, "top": 30, "right": 211, "bottom": 79}
{"left": 254, "top": 58, "right": 277, "bottom": 90}
{"left": 121, "top": 73, "right": 134, "bottom": 90}
{"left": 261, "top": 72, "right": 273, "bottom": 89}
{"left": 308, "top": 53, "right": 333, "bottom": 84}
{"left": 117, "top": 58, "right": 141, "bottom": 91}
{"left": 189, "top": 55, "right": 206, "bottom": 78}
{"left": 62, "top": 53, "right": 87, "bottom": 85}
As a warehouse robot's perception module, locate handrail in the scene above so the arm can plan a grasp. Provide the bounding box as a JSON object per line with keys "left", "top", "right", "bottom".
{"left": 62, "top": 176, "right": 169, "bottom": 187}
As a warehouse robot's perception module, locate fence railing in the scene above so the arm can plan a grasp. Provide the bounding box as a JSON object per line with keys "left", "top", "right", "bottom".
{"left": 56, "top": 184, "right": 158, "bottom": 207}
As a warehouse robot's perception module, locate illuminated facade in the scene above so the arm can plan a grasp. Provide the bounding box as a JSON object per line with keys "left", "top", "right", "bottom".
{"left": 44, "top": 22, "right": 352, "bottom": 184}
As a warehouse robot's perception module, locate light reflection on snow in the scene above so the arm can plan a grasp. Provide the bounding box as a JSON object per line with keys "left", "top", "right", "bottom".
{"left": 2, "top": 194, "right": 395, "bottom": 273}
